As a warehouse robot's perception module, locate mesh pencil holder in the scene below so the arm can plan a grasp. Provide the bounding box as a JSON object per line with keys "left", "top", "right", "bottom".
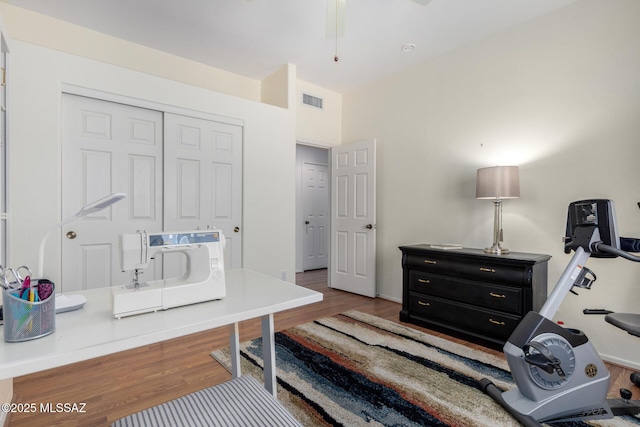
{"left": 2, "top": 283, "right": 56, "bottom": 342}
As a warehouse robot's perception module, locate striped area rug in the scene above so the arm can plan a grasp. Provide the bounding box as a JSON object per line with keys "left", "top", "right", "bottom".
{"left": 211, "top": 310, "right": 640, "bottom": 427}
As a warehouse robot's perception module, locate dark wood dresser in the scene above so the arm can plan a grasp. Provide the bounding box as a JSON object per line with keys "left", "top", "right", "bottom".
{"left": 399, "top": 244, "right": 551, "bottom": 347}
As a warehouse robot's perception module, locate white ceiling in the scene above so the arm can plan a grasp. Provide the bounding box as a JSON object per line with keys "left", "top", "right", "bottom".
{"left": 4, "top": 0, "right": 580, "bottom": 93}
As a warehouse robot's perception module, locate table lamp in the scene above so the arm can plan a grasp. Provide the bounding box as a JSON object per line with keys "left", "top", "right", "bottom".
{"left": 476, "top": 166, "right": 520, "bottom": 254}
{"left": 38, "top": 192, "right": 127, "bottom": 312}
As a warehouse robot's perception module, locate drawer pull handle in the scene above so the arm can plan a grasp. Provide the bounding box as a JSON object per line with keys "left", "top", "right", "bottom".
{"left": 417, "top": 301, "right": 430, "bottom": 306}
{"left": 424, "top": 260, "right": 437, "bottom": 265}
{"left": 480, "top": 267, "right": 496, "bottom": 273}
{"left": 489, "top": 318, "right": 506, "bottom": 326}
{"left": 490, "top": 292, "right": 506, "bottom": 298}
{"left": 418, "top": 278, "right": 430, "bottom": 284}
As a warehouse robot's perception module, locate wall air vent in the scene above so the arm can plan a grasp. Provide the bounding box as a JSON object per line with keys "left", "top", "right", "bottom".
{"left": 302, "top": 93, "right": 324, "bottom": 110}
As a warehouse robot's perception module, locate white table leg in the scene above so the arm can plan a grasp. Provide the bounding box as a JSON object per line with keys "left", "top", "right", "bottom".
{"left": 229, "top": 322, "right": 241, "bottom": 378}
{"left": 262, "top": 313, "right": 277, "bottom": 397}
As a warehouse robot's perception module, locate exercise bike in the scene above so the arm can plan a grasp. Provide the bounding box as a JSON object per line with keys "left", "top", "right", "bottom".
{"left": 480, "top": 199, "right": 640, "bottom": 426}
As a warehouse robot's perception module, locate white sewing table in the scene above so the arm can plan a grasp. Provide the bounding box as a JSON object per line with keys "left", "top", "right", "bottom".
{"left": 0, "top": 269, "right": 323, "bottom": 397}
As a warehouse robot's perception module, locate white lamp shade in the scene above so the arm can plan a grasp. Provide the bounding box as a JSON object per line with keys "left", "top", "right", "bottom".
{"left": 476, "top": 166, "right": 520, "bottom": 200}
{"left": 75, "top": 192, "right": 127, "bottom": 218}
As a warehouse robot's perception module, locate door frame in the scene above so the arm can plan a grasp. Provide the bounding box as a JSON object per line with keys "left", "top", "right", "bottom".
{"left": 0, "top": 30, "right": 10, "bottom": 268}
{"left": 61, "top": 84, "right": 244, "bottom": 128}
{"left": 295, "top": 142, "right": 331, "bottom": 276}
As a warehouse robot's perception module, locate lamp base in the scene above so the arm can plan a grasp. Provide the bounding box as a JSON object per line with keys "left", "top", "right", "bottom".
{"left": 484, "top": 244, "right": 509, "bottom": 255}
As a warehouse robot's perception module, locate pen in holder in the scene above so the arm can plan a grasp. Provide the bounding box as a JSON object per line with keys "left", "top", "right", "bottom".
{"left": 2, "top": 280, "right": 56, "bottom": 342}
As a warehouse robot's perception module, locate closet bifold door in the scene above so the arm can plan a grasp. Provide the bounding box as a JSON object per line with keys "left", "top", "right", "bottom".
{"left": 61, "top": 94, "right": 163, "bottom": 292}
{"left": 163, "top": 112, "right": 243, "bottom": 276}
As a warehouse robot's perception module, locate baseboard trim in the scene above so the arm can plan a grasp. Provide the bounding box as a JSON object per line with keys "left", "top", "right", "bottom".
{"left": 601, "top": 353, "right": 640, "bottom": 372}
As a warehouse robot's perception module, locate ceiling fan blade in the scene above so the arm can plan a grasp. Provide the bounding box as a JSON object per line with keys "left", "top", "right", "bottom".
{"left": 326, "top": 0, "right": 346, "bottom": 39}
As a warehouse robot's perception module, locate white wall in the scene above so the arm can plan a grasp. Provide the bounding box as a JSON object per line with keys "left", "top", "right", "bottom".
{"left": 0, "top": 3, "right": 262, "bottom": 102}
{"left": 296, "top": 80, "right": 342, "bottom": 146}
{"left": 7, "top": 40, "right": 297, "bottom": 284}
{"left": 262, "top": 64, "right": 293, "bottom": 108}
{"left": 343, "top": 0, "right": 640, "bottom": 368}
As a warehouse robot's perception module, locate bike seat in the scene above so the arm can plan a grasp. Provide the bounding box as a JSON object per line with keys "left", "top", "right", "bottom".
{"left": 605, "top": 313, "right": 640, "bottom": 337}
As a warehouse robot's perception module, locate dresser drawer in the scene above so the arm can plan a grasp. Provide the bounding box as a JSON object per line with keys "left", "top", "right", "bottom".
{"left": 404, "top": 253, "right": 528, "bottom": 286}
{"left": 409, "top": 271, "right": 523, "bottom": 314}
{"left": 408, "top": 293, "right": 521, "bottom": 340}
{"left": 400, "top": 244, "right": 550, "bottom": 347}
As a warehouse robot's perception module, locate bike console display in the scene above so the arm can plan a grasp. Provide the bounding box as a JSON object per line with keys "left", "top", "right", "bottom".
{"left": 565, "top": 199, "right": 620, "bottom": 258}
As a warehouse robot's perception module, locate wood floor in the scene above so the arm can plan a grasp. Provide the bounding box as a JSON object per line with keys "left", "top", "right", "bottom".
{"left": 8, "top": 269, "right": 640, "bottom": 426}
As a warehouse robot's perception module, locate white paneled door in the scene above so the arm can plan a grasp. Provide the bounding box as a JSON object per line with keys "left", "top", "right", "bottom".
{"left": 163, "top": 113, "right": 242, "bottom": 273}
{"left": 61, "top": 94, "right": 163, "bottom": 291}
{"left": 61, "top": 96, "right": 243, "bottom": 292}
{"left": 302, "top": 162, "right": 329, "bottom": 270}
{"left": 330, "top": 139, "right": 376, "bottom": 297}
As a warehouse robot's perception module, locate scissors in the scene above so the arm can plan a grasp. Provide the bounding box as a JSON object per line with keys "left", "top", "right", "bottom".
{"left": 0, "top": 265, "right": 33, "bottom": 290}
{"left": 0, "top": 264, "right": 7, "bottom": 290}
{"left": 15, "top": 266, "right": 32, "bottom": 283}
{"left": 3, "top": 268, "right": 22, "bottom": 290}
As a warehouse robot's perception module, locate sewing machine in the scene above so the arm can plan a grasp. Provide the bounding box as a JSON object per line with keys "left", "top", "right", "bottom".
{"left": 112, "top": 230, "right": 226, "bottom": 318}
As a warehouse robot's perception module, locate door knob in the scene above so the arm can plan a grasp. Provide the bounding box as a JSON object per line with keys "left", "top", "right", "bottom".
{"left": 233, "top": 227, "right": 240, "bottom": 233}
{"left": 305, "top": 221, "right": 310, "bottom": 225}
{"left": 365, "top": 224, "right": 373, "bottom": 229}
{"left": 66, "top": 231, "right": 77, "bottom": 239}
